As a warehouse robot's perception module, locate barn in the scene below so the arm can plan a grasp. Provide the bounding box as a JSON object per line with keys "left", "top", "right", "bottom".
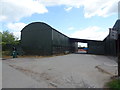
{"left": 87, "top": 19, "right": 120, "bottom": 56}
{"left": 21, "top": 22, "right": 78, "bottom": 55}
{"left": 21, "top": 20, "right": 120, "bottom": 56}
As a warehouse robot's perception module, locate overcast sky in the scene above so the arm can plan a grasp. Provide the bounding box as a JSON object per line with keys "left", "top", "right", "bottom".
{"left": 0, "top": 0, "right": 119, "bottom": 46}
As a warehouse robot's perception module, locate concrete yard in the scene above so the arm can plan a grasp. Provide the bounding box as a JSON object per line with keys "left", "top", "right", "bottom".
{"left": 0, "top": 59, "right": 2, "bottom": 89}
{"left": 2, "top": 54, "right": 118, "bottom": 88}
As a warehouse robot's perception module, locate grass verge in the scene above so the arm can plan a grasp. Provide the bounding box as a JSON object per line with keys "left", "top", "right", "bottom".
{"left": 106, "top": 79, "right": 120, "bottom": 89}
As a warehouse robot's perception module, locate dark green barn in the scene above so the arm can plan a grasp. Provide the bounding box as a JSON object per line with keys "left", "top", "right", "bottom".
{"left": 21, "top": 20, "right": 120, "bottom": 56}
{"left": 21, "top": 22, "right": 77, "bottom": 55}
{"left": 87, "top": 19, "right": 120, "bottom": 56}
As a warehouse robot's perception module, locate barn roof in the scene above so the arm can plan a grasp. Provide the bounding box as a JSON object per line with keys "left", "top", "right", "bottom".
{"left": 21, "top": 22, "right": 69, "bottom": 38}
{"left": 21, "top": 22, "right": 52, "bottom": 32}
{"left": 113, "top": 19, "right": 120, "bottom": 29}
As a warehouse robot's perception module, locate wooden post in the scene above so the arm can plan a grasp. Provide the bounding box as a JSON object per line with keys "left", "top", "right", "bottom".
{"left": 118, "top": 53, "right": 120, "bottom": 77}
{"left": 118, "top": 35, "right": 120, "bottom": 77}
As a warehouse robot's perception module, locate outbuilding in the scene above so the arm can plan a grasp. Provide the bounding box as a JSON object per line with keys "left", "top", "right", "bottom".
{"left": 21, "top": 22, "right": 77, "bottom": 55}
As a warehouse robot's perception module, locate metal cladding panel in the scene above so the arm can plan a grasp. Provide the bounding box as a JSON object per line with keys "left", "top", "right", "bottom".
{"left": 52, "top": 30, "right": 68, "bottom": 46}
{"left": 52, "top": 30, "right": 70, "bottom": 54}
{"left": 21, "top": 22, "right": 52, "bottom": 55}
{"left": 68, "top": 41, "right": 78, "bottom": 53}
{"left": 113, "top": 19, "right": 120, "bottom": 34}
{"left": 104, "top": 35, "right": 117, "bottom": 56}
{"left": 21, "top": 22, "right": 78, "bottom": 55}
{"left": 88, "top": 41, "right": 105, "bottom": 55}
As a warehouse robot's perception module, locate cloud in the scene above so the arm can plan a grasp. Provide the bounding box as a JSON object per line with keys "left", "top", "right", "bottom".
{"left": 64, "top": 7, "right": 73, "bottom": 12}
{"left": 119, "top": 1, "right": 120, "bottom": 19}
{"left": 39, "top": 0, "right": 118, "bottom": 18}
{"left": 39, "top": 0, "right": 83, "bottom": 8}
{"left": 0, "top": 0, "right": 48, "bottom": 22}
{"left": 12, "top": 31, "right": 21, "bottom": 39}
{"left": 7, "top": 22, "right": 27, "bottom": 39}
{"left": 0, "top": 29, "right": 2, "bottom": 32}
{"left": 0, "top": 0, "right": 118, "bottom": 22}
{"left": 83, "top": 0, "right": 119, "bottom": 18}
{"left": 70, "top": 26, "right": 109, "bottom": 40}
{"left": 7, "top": 23, "right": 27, "bottom": 31}
{"left": 68, "top": 27, "right": 75, "bottom": 30}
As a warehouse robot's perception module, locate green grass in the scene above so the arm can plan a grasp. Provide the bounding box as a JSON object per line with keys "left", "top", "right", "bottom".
{"left": 106, "top": 79, "right": 120, "bottom": 89}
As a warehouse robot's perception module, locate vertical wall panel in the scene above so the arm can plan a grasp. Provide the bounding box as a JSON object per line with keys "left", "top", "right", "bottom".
{"left": 21, "top": 22, "right": 52, "bottom": 55}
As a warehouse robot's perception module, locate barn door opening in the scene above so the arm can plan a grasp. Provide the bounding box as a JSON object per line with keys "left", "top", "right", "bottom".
{"left": 78, "top": 42, "right": 88, "bottom": 54}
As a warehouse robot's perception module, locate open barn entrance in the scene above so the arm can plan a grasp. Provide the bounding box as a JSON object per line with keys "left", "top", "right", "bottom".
{"left": 78, "top": 42, "right": 88, "bottom": 54}
{"left": 69, "top": 38, "right": 101, "bottom": 54}
{"left": 69, "top": 38, "right": 91, "bottom": 54}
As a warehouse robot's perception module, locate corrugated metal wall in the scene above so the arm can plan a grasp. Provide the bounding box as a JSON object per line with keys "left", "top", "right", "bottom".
{"left": 87, "top": 20, "right": 119, "bottom": 56}
{"left": 21, "top": 22, "right": 52, "bottom": 55}
{"left": 69, "top": 41, "right": 78, "bottom": 53}
{"left": 21, "top": 22, "right": 77, "bottom": 55}
{"left": 88, "top": 41, "right": 105, "bottom": 55}
{"left": 52, "top": 29, "right": 71, "bottom": 54}
{"left": 113, "top": 20, "right": 120, "bottom": 34}
{"left": 103, "top": 20, "right": 120, "bottom": 56}
{"left": 87, "top": 34, "right": 117, "bottom": 56}
{"left": 104, "top": 35, "right": 117, "bottom": 56}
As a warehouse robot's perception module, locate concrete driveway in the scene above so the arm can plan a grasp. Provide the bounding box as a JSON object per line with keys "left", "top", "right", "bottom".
{"left": 2, "top": 54, "right": 118, "bottom": 88}
{"left": 0, "top": 59, "right": 2, "bottom": 89}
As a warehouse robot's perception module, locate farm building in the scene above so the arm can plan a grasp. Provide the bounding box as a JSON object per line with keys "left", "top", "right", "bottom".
{"left": 21, "top": 20, "right": 120, "bottom": 56}
{"left": 87, "top": 19, "right": 120, "bottom": 56}
{"left": 21, "top": 22, "right": 78, "bottom": 55}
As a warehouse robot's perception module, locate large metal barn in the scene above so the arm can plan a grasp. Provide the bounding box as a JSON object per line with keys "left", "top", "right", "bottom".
{"left": 21, "top": 20, "right": 120, "bottom": 56}
{"left": 21, "top": 22, "right": 78, "bottom": 55}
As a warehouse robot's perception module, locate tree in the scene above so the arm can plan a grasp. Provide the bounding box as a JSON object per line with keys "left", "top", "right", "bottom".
{"left": 2, "top": 31, "right": 19, "bottom": 50}
{"left": 0, "top": 32, "right": 2, "bottom": 53}
{"left": 2, "top": 31, "right": 16, "bottom": 44}
{"left": 0, "top": 32, "right": 2, "bottom": 44}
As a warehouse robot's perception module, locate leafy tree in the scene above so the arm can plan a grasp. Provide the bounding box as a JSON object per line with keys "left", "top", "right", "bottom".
{"left": 2, "top": 31, "right": 16, "bottom": 44}
{"left": 0, "top": 32, "right": 2, "bottom": 44}
{"left": 2, "top": 31, "right": 19, "bottom": 50}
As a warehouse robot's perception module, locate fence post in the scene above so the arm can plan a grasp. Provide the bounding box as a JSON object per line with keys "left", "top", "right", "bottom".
{"left": 118, "top": 35, "right": 120, "bottom": 77}
{"left": 118, "top": 53, "right": 120, "bottom": 77}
